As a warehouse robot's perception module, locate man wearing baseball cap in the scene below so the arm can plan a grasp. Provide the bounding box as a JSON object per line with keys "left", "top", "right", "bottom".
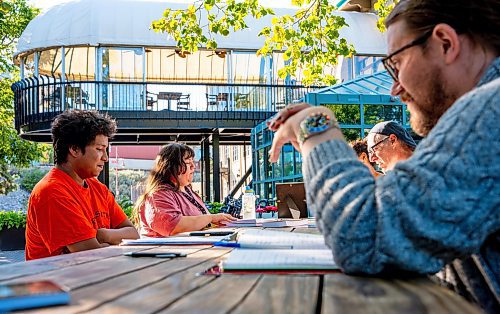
{"left": 366, "top": 121, "right": 417, "bottom": 173}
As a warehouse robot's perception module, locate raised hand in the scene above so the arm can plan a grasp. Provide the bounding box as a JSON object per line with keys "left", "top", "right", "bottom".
{"left": 267, "top": 103, "right": 311, "bottom": 131}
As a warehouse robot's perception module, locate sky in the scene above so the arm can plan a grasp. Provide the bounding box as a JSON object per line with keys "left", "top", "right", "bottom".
{"left": 30, "top": 0, "right": 298, "bottom": 11}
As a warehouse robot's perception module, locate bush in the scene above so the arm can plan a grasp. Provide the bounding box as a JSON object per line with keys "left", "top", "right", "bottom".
{"left": 206, "top": 202, "right": 224, "bottom": 214}
{"left": 109, "top": 169, "right": 147, "bottom": 201}
{"left": 0, "top": 210, "right": 27, "bottom": 231}
{"left": 0, "top": 164, "right": 18, "bottom": 195}
{"left": 117, "top": 197, "right": 134, "bottom": 220}
{"left": 19, "top": 167, "right": 50, "bottom": 192}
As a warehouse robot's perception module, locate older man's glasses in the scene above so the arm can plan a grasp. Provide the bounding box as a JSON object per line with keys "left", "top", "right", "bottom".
{"left": 382, "top": 30, "right": 433, "bottom": 82}
{"left": 368, "top": 137, "right": 390, "bottom": 156}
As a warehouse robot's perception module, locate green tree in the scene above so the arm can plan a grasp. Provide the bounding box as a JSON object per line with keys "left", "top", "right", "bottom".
{"left": 0, "top": 0, "right": 46, "bottom": 195}
{"left": 152, "top": 0, "right": 396, "bottom": 86}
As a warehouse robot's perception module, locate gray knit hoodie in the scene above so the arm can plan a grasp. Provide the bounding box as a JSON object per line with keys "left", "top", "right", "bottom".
{"left": 303, "top": 58, "right": 500, "bottom": 313}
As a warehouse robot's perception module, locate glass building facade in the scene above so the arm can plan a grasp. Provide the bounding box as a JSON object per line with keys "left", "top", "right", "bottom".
{"left": 251, "top": 70, "right": 411, "bottom": 199}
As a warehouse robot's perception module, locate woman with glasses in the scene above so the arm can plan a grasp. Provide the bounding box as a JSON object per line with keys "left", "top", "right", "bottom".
{"left": 133, "top": 143, "right": 235, "bottom": 237}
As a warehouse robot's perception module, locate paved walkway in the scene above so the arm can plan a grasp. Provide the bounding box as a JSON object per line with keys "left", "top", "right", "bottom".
{"left": 0, "top": 250, "right": 25, "bottom": 265}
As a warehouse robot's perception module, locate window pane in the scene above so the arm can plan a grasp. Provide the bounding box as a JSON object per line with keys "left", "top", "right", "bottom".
{"left": 364, "top": 104, "right": 403, "bottom": 125}
{"left": 39, "top": 48, "right": 62, "bottom": 76}
{"left": 294, "top": 150, "right": 303, "bottom": 175}
{"left": 324, "top": 104, "right": 361, "bottom": 125}
{"left": 264, "top": 182, "right": 273, "bottom": 200}
{"left": 65, "top": 47, "right": 95, "bottom": 80}
{"left": 257, "top": 149, "right": 264, "bottom": 181}
{"left": 341, "top": 128, "right": 362, "bottom": 142}
{"left": 354, "top": 56, "right": 384, "bottom": 77}
{"left": 102, "top": 47, "right": 143, "bottom": 81}
{"left": 23, "top": 53, "right": 36, "bottom": 77}
{"left": 273, "top": 150, "right": 283, "bottom": 178}
{"left": 146, "top": 48, "right": 228, "bottom": 83}
{"left": 232, "top": 52, "right": 266, "bottom": 84}
{"left": 283, "top": 145, "right": 294, "bottom": 177}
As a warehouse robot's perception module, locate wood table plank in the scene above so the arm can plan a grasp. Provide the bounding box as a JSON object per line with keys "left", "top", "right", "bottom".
{"left": 156, "top": 274, "right": 262, "bottom": 314}
{"left": 25, "top": 247, "right": 232, "bottom": 314}
{"left": 0, "top": 246, "right": 147, "bottom": 282}
{"left": 83, "top": 248, "right": 233, "bottom": 314}
{"left": 3, "top": 246, "right": 211, "bottom": 287}
{"left": 322, "top": 274, "right": 481, "bottom": 314}
{"left": 232, "top": 275, "right": 320, "bottom": 314}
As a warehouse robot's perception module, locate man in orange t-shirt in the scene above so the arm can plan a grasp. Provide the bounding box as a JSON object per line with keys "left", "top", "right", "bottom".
{"left": 26, "top": 110, "right": 139, "bottom": 260}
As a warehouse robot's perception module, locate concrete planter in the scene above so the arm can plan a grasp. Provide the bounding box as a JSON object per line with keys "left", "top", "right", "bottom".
{"left": 0, "top": 227, "right": 26, "bottom": 251}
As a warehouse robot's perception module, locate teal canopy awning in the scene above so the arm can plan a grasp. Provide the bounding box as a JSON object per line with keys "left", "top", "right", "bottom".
{"left": 305, "top": 71, "right": 401, "bottom": 105}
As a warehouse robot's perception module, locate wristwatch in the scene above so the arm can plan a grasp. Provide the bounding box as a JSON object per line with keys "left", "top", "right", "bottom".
{"left": 298, "top": 112, "right": 337, "bottom": 146}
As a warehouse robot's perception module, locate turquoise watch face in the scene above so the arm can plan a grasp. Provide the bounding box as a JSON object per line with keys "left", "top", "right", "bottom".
{"left": 299, "top": 112, "right": 334, "bottom": 144}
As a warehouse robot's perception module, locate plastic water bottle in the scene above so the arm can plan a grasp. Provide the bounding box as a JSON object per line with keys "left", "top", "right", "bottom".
{"left": 242, "top": 186, "right": 256, "bottom": 220}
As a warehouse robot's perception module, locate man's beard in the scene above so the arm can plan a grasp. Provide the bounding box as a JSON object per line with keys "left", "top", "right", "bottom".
{"left": 403, "top": 71, "right": 456, "bottom": 137}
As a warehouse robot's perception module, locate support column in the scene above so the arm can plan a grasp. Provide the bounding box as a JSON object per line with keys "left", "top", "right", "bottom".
{"left": 203, "top": 136, "right": 211, "bottom": 202}
{"left": 212, "top": 130, "right": 221, "bottom": 202}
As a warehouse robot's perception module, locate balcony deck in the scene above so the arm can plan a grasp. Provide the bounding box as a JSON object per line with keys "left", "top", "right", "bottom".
{"left": 12, "top": 77, "right": 316, "bottom": 144}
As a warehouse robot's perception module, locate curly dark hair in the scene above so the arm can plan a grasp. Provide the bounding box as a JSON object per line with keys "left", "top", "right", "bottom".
{"left": 385, "top": 0, "right": 500, "bottom": 55}
{"left": 351, "top": 139, "right": 369, "bottom": 157}
{"left": 51, "top": 110, "right": 116, "bottom": 164}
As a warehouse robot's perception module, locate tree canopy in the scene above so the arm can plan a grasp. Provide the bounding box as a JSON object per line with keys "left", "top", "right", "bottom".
{"left": 152, "top": 0, "right": 395, "bottom": 86}
{"left": 0, "top": 0, "right": 46, "bottom": 194}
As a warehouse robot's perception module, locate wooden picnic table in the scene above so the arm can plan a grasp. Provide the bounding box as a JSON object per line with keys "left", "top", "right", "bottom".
{"left": 0, "top": 228, "right": 481, "bottom": 313}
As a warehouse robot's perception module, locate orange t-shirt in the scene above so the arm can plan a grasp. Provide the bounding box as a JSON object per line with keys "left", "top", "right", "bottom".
{"left": 25, "top": 168, "right": 127, "bottom": 260}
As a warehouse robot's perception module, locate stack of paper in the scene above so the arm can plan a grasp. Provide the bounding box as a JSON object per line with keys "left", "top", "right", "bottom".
{"left": 222, "top": 249, "right": 338, "bottom": 270}
{"left": 261, "top": 219, "right": 308, "bottom": 228}
{"left": 225, "top": 218, "right": 277, "bottom": 227}
{"left": 217, "top": 229, "right": 338, "bottom": 271}
{"left": 225, "top": 229, "right": 329, "bottom": 249}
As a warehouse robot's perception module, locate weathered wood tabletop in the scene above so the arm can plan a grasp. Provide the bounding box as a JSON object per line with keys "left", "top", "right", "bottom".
{"left": 0, "top": 228, "right": 481, "bottom": 314}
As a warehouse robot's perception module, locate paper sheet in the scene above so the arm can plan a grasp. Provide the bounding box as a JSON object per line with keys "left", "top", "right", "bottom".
{"left": 236, "top": 229, "right": 329, "bottom": 249}
{"left": 121, "top": 235, "right": 228, "bottom": 245}
{"left": 222, "top": 249, "right": 338, "bottom": 270}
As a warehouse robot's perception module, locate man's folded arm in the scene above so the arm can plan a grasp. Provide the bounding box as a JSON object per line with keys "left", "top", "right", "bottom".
{"left": 96, "top": 219, "right": 139, "bottom": 245}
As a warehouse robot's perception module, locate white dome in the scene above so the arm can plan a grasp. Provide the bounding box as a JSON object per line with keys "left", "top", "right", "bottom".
{"left": 15, "top": 0, "right": 386, "bottom": 58}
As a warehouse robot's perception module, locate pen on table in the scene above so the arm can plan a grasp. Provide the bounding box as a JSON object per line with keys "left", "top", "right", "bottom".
{"left": 213, "top": 241, "right": 240, "bottom": 248}
{"left": 123, "top": 252, "right": 187, "bottom": 258}
{"left": 189, "top": 231, "right": 234, "bottom": 237}
{"left": 213, "top": 242, "right": 295, "bottom": 249}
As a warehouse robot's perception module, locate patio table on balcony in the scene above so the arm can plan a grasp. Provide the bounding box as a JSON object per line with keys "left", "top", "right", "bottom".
{"left": 0, "top": 228, "right": 480, "bottom": 314}
{"left": 157, "top": 92, "right": 182, "bottom": 110}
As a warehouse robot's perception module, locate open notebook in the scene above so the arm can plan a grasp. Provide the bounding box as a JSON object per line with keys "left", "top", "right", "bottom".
{"left": 215, "top": 229, "right": 329, "bottom": 249}
{"left": 214, "top": 230, "right": 338, "bottom": 272}
{"left": 221, "top": 249, "right": 338, "bottom": 271}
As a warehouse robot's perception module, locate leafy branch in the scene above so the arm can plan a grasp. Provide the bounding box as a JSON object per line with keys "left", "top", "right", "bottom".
{"left": 151, "top": 0, "right": 274, "bottom": 52}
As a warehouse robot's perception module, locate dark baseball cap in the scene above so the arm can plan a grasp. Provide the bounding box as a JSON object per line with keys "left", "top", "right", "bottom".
{"left": 369, "top": 121, "right": 417, "bottom": 149}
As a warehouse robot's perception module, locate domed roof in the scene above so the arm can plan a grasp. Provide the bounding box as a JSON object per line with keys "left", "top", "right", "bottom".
{"left": 15, "top": 0, "right": 386, "bottom": 58}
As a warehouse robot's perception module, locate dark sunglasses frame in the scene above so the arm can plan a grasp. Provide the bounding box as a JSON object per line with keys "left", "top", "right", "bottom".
{"left": 382, "top": 29, "right": 434, "bottom": 82}
{"left": 368, "top": 136, "right": 390, "bottom": 156}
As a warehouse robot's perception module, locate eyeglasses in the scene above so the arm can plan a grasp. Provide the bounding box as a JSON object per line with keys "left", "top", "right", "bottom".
{"left": 368, "top": 137, "right": 390, "bottom": 156}
{"left": 382, "top": 29, "right": 433, "bottom": 82}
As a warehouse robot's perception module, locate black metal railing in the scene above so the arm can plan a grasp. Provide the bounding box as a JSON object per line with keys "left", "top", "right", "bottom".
{"left": 11, "top": 75, "right": 318, "bottom": 131}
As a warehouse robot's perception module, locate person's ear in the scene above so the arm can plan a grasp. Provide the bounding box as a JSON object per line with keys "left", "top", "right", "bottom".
{"left": 432, "top": 23, "right": 461, "bottom": 64}
{"left": 68, "top": 145, "right": 80, "bottom": 158}
{"left": 360, "top": 152, "right": 368, "bottom": 162}
{"left": 389, "top": 134, "right": 397, "bottom": 145}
